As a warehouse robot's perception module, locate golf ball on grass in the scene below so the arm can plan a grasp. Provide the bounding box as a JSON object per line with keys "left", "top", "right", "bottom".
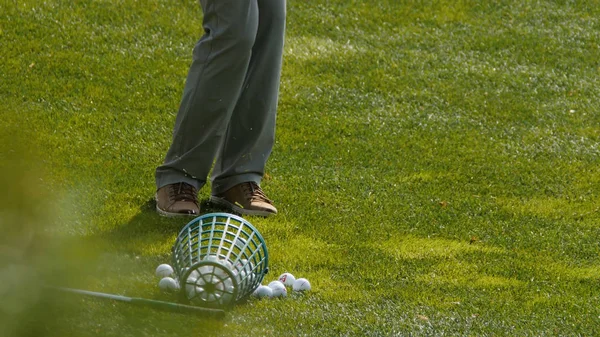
{"left": 158, "top": 277, "right": 179, "bottom": 292}
{"left": 268, "top": 280, "right": 287, "bottom": 297}
{"left": 278, "top": 272, "right": 296, "bottom": 286}
{"left": 292, "top": 278, "right": 311, "bottom": 292}
{"left": 155, "top": 264, "right": 174, "bottom": 278}
{"left": 252, "top": 285, "right": 273, "bottom": 298}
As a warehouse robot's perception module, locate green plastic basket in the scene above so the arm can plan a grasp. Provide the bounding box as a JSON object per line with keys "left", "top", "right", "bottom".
{"left": 171, "top": 213, "right": 269, "bottom": 308}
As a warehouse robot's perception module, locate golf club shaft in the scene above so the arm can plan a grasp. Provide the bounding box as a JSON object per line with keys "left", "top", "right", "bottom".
{"left": 47, "top": 286, "right": 225, "bottom": 317}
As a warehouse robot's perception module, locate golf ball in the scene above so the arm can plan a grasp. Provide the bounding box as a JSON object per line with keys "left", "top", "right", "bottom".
{"left": 185, "top": 272, "right": 205, "bottom": 302}
{"left": 155, "top": 264, "right": 174, "bottom": 278}
{"left": 268, "top": 280, "right": 287, "bottom": 297}
{"left": 187, "top": 272, "right": 206, "bottom": 286}
{"left": 212, "top": 266, "right": 230, "bottom": 281}
{"left": 234, "top": 238, "right": 247, "bottom": 250}
{"left": 185, "top": 283, "right": 201, "bottom": 301}
{"left": 270, "top": 286, "right": 287, "bottom": 298}
{"left": 278, "top": 272, "right": 296, "bottom": 286}
{"left": 220, "top": 291, "right": 235, "bottom": 305}
{"left": 235, "top": 269, "right": 248, "bottom": 286}
{"left": 268, "top": 280, "right": 285, "bottom": 289}
{"left": 235, "top": 259, "right": 253, "bottom": 274}
{"left": 158, "top": 277, "right": 179, "bottom": 292}
{"left": 213, "top": 279, "right": 233, "bottom": 303}
{"left": 221, "top": 259, "right": 234, "bottom": 271}
{"left": 203, "top": 254, "right": 220, "bottom": 263}
{"left": 292, "top": 278, "right": 311, "bottom": 292}
{"left": 220, "top": 277, "right": 235, "bottom": 293}
{"left": 252, "top": 285, "right": 273, "bottom": 298}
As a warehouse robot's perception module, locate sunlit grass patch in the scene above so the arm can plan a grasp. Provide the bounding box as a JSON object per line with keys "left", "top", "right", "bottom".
{"left": 379, "top": 234, "right": 502, "bottom": 261}
{"left": 498, "top": 196, "right": 599, "bottom": 221}
{"left": 3, "top": 0, "right": 600, "bottom": 335}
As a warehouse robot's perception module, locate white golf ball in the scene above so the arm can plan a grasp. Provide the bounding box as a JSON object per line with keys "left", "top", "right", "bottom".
{"left": 204, "top": 254, "right": 220, "bottom": 263}
{"left": 158, "top": 277, "right": 179, "bottom": 292}
{"left": 155, "top": 264, "right": 174, "bottom": 278}
{"left": 234, "top": 238, "right": 247, "bottom": 250}
{"left": 268, "top": 280, "right": 287, "bottom": 297}
{"left": 220, "top": 291, "right": 235, "bottom": 305}
{"left": 292, "top": 278, "right": 311, "bottom": 292}
{"left": 212, "top": 267, "right": 230, "bottom": 283}
{"left": 268, "top": 280, "right": 285, "bottom": 289}
{"left": 252, "top": 285, "right": 273, "bottom": 298}
{"left": 185, "top": 284, "right": 202, "bottom": 303}
{"left": 270, "top": 286, "right": 287, "bottom": 298}
{"left": 198, "top": 264, "right": 214, "bottom": 276}
{"left": 246, "top": 272, "right": 258, "bottom": 286}
{"left": 186, "top": 269, "right": 200, "bottom": 281}
{"left": 235, "top": 259, "right": 253, "bottom": 274}
{"left": 235, "top": 270, "right": 248, "bottom": 286}
{"left": 278, "top": 272, "right": 296, "bottom": 286}
{"left": 185, "top": 274, "right": 206, "bottom": 303}
{"left": 221, "top": 259, "right": 234, "bottom": 271}
{"left": 221, "top": 277, "right": 235, "bottom": 293}
{"left": 186, "top": 271, "right": 206, "bottom": 285}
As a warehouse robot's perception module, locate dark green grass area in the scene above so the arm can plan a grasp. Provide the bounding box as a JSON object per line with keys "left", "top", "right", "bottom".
{"left": 1, "top": 0, "right": 599, "bottom": 336}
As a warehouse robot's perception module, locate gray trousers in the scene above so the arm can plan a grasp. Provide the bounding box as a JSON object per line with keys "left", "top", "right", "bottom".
{"left": 155, "top": 0, "right": 286, "bottom": 195}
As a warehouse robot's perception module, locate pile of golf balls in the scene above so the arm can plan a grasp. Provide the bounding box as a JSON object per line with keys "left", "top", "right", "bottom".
{"left": 153, "top": 255, "right": 257, "bottom": 299}
{"left": 155, "top": 263, "right": 180, "bottom": 293}
{"left": 153, "top": 261, "right": 312, "bottom": 304}
{"left": 252, "top": 272, "right": 311, "bottom": 299}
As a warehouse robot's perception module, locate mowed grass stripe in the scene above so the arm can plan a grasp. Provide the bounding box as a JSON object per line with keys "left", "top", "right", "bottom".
{"left": 1, "top": 0, "right": 599, "bottom": 336}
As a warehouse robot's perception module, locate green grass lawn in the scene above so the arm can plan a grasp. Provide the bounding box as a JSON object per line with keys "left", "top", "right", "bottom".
{"left": 2, "top": 0, "right": 600, "bottom": 335}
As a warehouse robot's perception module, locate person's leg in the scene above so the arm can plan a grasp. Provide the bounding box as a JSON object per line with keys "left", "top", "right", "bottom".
{"left": 209, "top": 0, "right": 286, "bottom": 217}
{"left": 155, "top": 0, "right": 260, "bottom": 216}
{"left": 210, "top": 0, "right": 286, "bottom": 194}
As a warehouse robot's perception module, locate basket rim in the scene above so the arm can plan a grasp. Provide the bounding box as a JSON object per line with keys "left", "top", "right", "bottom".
{"left": 175, "top": 212, "right": 266, "bottom": 245}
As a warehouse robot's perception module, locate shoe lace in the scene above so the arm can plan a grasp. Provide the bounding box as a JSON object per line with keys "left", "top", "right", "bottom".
{"left": 169, "top": 182, "right": 198, "bottom": 203}
{"left": 244, "top": 182, "right": 273, "bottom": 204}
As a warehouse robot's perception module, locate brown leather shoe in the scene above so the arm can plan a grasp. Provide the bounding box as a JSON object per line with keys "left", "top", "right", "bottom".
{"left": 210, "top": 182, "right": 277, "bottom": 217}
{"left": 155, "top": 182, "right": 200, "bottom": 217}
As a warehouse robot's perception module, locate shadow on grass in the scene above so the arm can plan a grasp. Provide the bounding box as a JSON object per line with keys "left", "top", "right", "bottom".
{"left": 96, "top": 197, "right": 238, "bottom": 255}
{"left": 14, "top": 198, "right": 239, "bottom": 337}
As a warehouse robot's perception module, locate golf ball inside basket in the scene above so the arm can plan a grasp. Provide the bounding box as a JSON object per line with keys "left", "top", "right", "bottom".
{"left": 234, "top": 270, "right": 248, "bottom": 286}
{"left": 234, "top": 238, "right": 247, "bottom": 250}
{"left": 155, "top": 264, "right": 174, "bottom": 278}
{"left": 221, "top": 259, "right": 234, "bottom": 271}
{"left": 215, "top": 279, "right": 236, "bottom": 305}
{"left": 185, "top": 277, "right": 209, "bottom": 304}
{"left": 253, "top": 285, "right": 273, "bottom": 298}
{"left": 186, "top": 270, "right": 201, "bottom": 282}
{"left": 204, "top": 255, "right": 220, "bottom": 263}
{"left": 235, "top": 259, "right": 252, "bottom": 274}
{"left": 185, "top": 283, "right": 199, "bottom": 300}
{"left": 220, "top": 291, "right": 235, "bottom": 305}
{"left": 292, "top": 278, "right": 311, "bottom": 292}
{"left": 278, "top": 272, "right": 296, "bottom": 286}
{"left": 158, "top": 277, "right": 179, "bottom": 292}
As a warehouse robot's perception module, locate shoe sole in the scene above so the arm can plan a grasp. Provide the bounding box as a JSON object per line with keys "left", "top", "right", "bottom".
{"left": 209, "top": 196, "right": 275, "bottom": 217}
{"left": 155, "top": 205, "right": 199, "bottom": 218}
